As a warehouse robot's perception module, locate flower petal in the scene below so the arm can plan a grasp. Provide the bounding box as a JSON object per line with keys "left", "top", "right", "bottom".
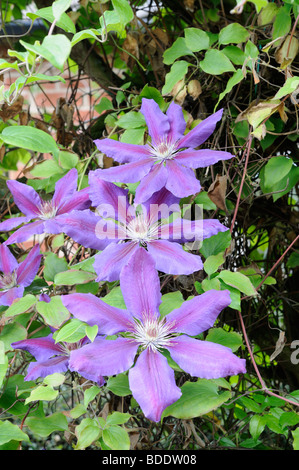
{"left": 129, "top": 348, "right": 182, "bottom": 422}
{"left": 4, "top": 220, "right": 45, "bottom": 245}
{"left": 140, "top": 98, "right": 170, "bottom": 145}
{"left": 141, "top": 187, "right": 180, "bottom": 225}
{"left": 53, "top": 210, "right": 109, "bottom": 250}
{"left": 160, "top": 218, "right": 228, "bottom": 244}
{"left": 56, "top": 187, "right": 91, "bottom": 215}
{"left": 88, "top": 173, "right": 129, "bottom": 223}
{"left": 166, "top": 101, "right": 186, "bottom": 142}
{"left": 165, "top": 160, "right": 201, "bottom": 198}
{"left": 7, "top": 180, "right": 41, "bottom": 217}
{"left": 147, "top": 240, "right": 203, "bottom": 275}
{"left": 166, "top": 289, "right": 231, "bottom": 336}
{"left": 120, "top": 247, "right": 161, "bottom": 321}
{"left": 93, "top": 241, "right": 138, "bottom": 282}
{"left": 0, "top": 216, "right": 32, "bottom": 232}
{"left": 52, "top": 168, "right": 78, "bottom": 208}
{"left": 0, "top": 244, "right": 18, "bottom": 273}
{"left": 175, "top": 148, "right": 233, "bottom": 169}
{"left": 11, "top": 335, "right": 63, "bottom": 361}
{"left": 0, "top": 286, "right": 24, "bottom": 307}
{"left": 177, "top": 108, "right": 224, "bottom": 150}
{"left": 24, "top": 356, "right": 69, "bottom": 381}
{"left": 94, "top": 159, "right": 154, "bottom": 184}
{"left": 62, "top": 293, "right": 132, "bottom": 335}
{"left": 16, "top": 244, "right": 42, "bottom": 287}
{"left": 94, "top": 138, "right": 150, "bottom": 163}
{"left": 167, "top": 335, "right": 246, "bottom": 379}
{"left": 69, "top": 336, "right": 138, "bottom": 378}
{"left": 134, "top": 162, "right": 168, "bottom": 205}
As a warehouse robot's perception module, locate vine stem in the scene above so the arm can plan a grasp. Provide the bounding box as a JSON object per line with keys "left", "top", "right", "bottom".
{"left": 238, "top": 309, "right": 299, "bottom": 408}
{"left": 230, "top": 133, "right": 252, "bottom": 234}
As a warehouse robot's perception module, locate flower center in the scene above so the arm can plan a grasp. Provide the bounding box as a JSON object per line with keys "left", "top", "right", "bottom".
{"left": 0, "top": 271, "right": 17, "bottom": 291}
{"left": 147, "top": 137, "right": 179, "bottom": 162}
{"left": 39, "top": 201, "right": 58, "bottom": 220}
{"left": 125, "top": 213, "right": 159, "bottom": 245}
{"left": 129, "top": 313, "right": 176, "bottom": 352}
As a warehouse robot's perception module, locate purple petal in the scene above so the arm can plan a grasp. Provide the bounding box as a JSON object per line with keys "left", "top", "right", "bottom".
{"left": 175, "top": 148, "right": 233, "bottom": 169}
{"left": 93, "top": 241, "right": 138, "bottom": 282}
{"left": 167, "top": 335, "right": 246, "bottom": 379}
{"left": 165, "top": 160, "right": 201, "bottom": 198}
{"left": 56, "top": 187, "right": 91, "bottom": 215}
{"left": 0, "top": 285, "right": 24, "bottom": 307}
{"left": 95, "top": 218, "right": 127, "bottom": 242}
{"left": 62, "top": 293, "right": 132, "bottom": 335}
{"left": 16, "top": 244, "right": 41, "bottom": 287}
{"left": 0, "top": 244, "right": 18, "bottom": 273}
{"left": 166, "top": 101, "right": 186, "bottom": 142}
{"left": 166, "top": 289, "right": 231, "bottom": 336}
{"left": 94, "top": 159, "right": 154, "bottom": 184}
{"left": 7, "top": 180, "right": 41, "bottom": 217}
{"left": 141, "top": 187, "right": 180, "bottom": 225}
{"left": 160, "top": 218, "right": 228, "bottom": 244}
{"left": 0, "top": 216, "right": 32, "bottom": 232}
{"left": 4, "top": 220, "right": 45, "bottom": 245}
{"left": 94, "top": 138, "right": 150, "bottom": 163}
{"left": 134, "top": 162, "right": 168, "bottom": 205}
{"left": 177, "top": 109, "right": 224, "bottom": 150}
{"left": 11, "top": 335, "right": 63, "bottom": 361}
{"left": 120, "top": 247, "right": 161, "bottom": 321}
{"left": 129, "top": 348, "right": 182, "bottom": 422}
{"left": 88, "top": 173, "right": 129, "bottom": 223}
{"left": 52, "top": 168, "right": 78, "bottom": 208}
{"left": 24, "top": 356, "right": 69, "bottom": 381}
{"left": 147, "top": 240, "right": 203, "bottom": 275}
{"left": 140, "top": 98, "right": 170, "bottom": 145}
{"left": 53, "top": 210, "right": 109, "bottom": 250}
{"left": 69, "top": 336, "right": 138, "bottom": 378}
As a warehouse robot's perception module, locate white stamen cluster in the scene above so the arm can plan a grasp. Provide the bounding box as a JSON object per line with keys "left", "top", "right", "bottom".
{"left": 147, "top": 137, "right": 179, "bottom": 162}
{"left": 38, "top": 201, "right": 58, "bottom": 220}
{"left": 129, "top": 313, "right": 176, "bottom": 352}
{"left": 125, "top": 214, "right": 160, "bottom": 245}
{"left": 0, "top": 271, "right": 17, "bottom": 291}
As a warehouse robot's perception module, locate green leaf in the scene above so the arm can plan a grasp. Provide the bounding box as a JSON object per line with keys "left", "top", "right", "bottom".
{"left": 206, "top": 328, "right": 243, "bottom": 352}
{"left": 102, "top": 425, "right": 130, "bottom": 450}
{"left": 36, "top": 296, "right": 70, "bottom": 329}
{"left": 274, "top": 76, "right": 299, "bottom": 100}
{"left": 84, "top": 385, "right": 101, "bottom": 408}
{"left": 71, "top": 29, "right": 101, "bottom": 47}
{"left": 0, "top": 352, "right": 8, "bottom": 390}
{"left": 203, "top": 252, "right": 225, "bottom": 276}
{"left": 4, "top": 294, "right": 36, "bottom": 318}
{"left": 28, "top": 7, "right": 76, "bottom": 34}
{"left": 272, "top": 5, "right": 292, "bottom": 40}
{"left": 200, "top": 230, "right": 232, "bottom": 258}
{"left": 184, "top": 28, "right": 210, "bottom": 52}
{"left": 287, "top": 252, "right": 299, "bottom": 268}
{"left": 30, "top": 159, "right": 63, "bottom": 178}
{"left": 0, "top": 126, "right": 59, "bottom": 157}
{"left": 0, "top": 420, "right": 29, "bottom": 445}
{"left": 202, "top": 277, "right": 221, "bottom": 291}
{"left": 280, "top": 411, "right": 299, "bottom": 429}
{"left": 120, "top": 128, "right": 145, "bottom": 145}
{"left": 200, "top": 50, "right": 235, "bottom": 75}
{"left": 163, "top": 37, "right": 194, "bottom": 65}
{"left": 112, "top": 0, "right": 134, "bottom": 26}
{"left": 159, "top": 291, "right": 184, "bottom": 318}
{"left": 54, "top": 269, "right": 96, "bottom": 286}
{"left": 94, "top": 97, "right": 114, "bottom": 115}
{"left": 26, "top": 412, "right": 68, "bottom": 438}
{"left": 20, "top": 35, "right": 72, "bottom": 72}
{"left": 117, "top": 111, "right": 145, "bottom": 129}
{"left": 139, "top": 85, "right": 165, "bottom": 107}
{"left": 59, "top": 151, "right": 79, "bottom": 170}
{"left": 215, "top": 69, "right": 244, "bottom": 109}
{"left": 0, "top": 322, "right": 27, "bottom": 351}
{"left": 162, "top": 379, "right": 231, "bottom": 419}
{"left": 74, "top": 418, "right": 101, "bottom": 450}
{"left": 52, "top": 0, "right": 72, "bottom": 21}
{"left": 44, "top": 253, "right": 68, "bottom": 282}
{"left": 264, "top": 156, "right": 293, "bottom": 187}
{"left": 25, "top": 384, "right": 58, "bottom": 404}
{"left": 218, "top": 270, "right": 257, "bottom": 296}
{"left": 102, "top": 286, "right": 126, "bottom": 309}
{"left": 43, "top": 373, "right": 66, "bottom": 387}
{"left": 222, "top": 46, "right": 247, "bottom": 65}
{"left": 106, "top": 412, "right": 131, "bottom": 426}
{"left": 292, "top": 427, "right": 299, "bottom": 450}
{"left": 54, "top": 318, "right": 86, "bottom": 343}
{"left": 85, "top": 324, "right": 98, "bottom": 343}
{"left": 106, "top": 373, "right": 131, "bottom": 397}
{"left": 162, "top": 60, "right": 190, "bottom": 95}
{"left": 194, "top": 191, "right": 217, "bottom": 210}
{"left": 219, "top": 23, "right": 250, "bottom": 45}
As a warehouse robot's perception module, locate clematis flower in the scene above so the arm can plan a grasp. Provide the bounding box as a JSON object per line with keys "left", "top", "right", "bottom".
{"left": 62, "top": 248, "right": 246, "bottom": 422}
{"left": 0, "top": 168, "right": 91, "bottom": 245}
{"left": 0, "top": 243, "right": 41, "bottom": 306}
{"left": 11, "top": 332, "right": 105, "bottom": 386}
{"left": 55, "top": 177, "right": 228, "bottom": 281}
{"left": 94, "top": 98, "right": 233, "bottom": 204}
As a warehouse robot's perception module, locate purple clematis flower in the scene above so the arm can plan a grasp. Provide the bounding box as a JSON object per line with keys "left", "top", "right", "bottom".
{"left": 0, "top": 168, "right": 91, "bottom": 245}
{"left": 94, "top": 98, "right": 233, "bottom": 204}
{"left": 62, "top": 248, "right": 246, "bottom": 422}
{"left": 11, "top": 332, "right": 105, "bottom": 386}
{"left": 55, "top": 176, "right": 228, "bottom": 281}
{"left": 0, "top": 243, "right": 41, "bottom": 306}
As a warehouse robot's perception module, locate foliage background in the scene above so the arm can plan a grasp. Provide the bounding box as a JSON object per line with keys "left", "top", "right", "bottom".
{"left": 0, "top": 0, "right": 299, "bottom": 450}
